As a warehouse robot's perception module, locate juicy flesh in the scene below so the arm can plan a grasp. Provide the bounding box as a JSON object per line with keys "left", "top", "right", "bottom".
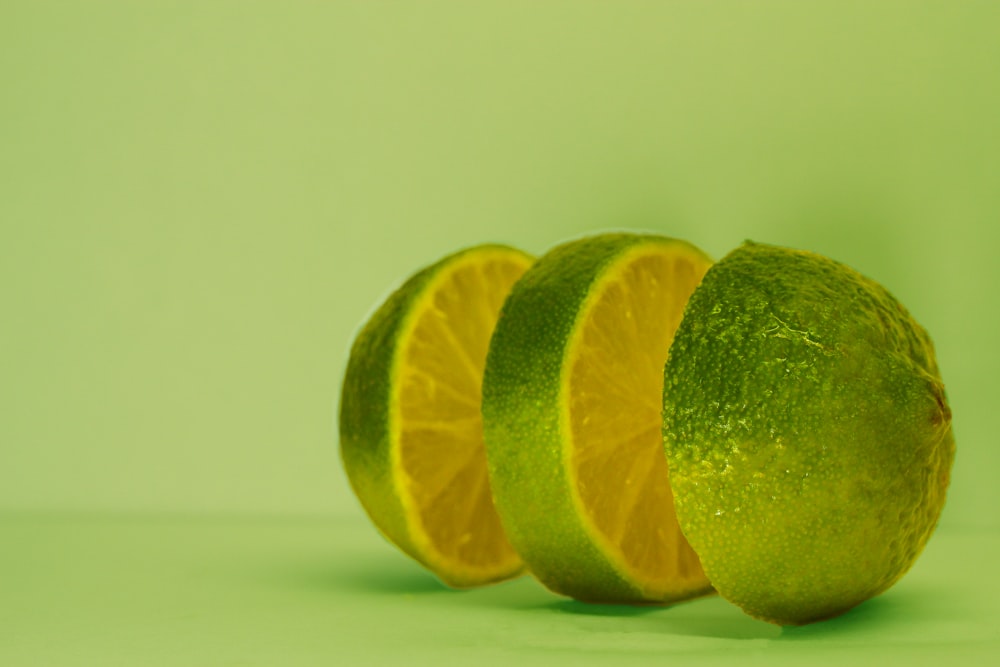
{"left": 568, "top": 251, "right": 709, "bottom": 595}
{"left": 395, "top": 255, "right": 528, "bottom": 570}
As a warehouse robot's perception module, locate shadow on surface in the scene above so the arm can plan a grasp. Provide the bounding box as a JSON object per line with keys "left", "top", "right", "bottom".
{"left": 779, "top": 585, "right": 945, "bottom": 640}
{"left": 661, "top": 600, "right": 782, "bottom": 640}
{"left": 529, "top": 592, "right": 781, "bottom": 641}
{"left": 268, "top": 552, "right": 449, "bottom": 596}
{"left": 261, "top": 540, "right": 956, "bottom": 643}
{"left": 547, "top": 599, "right": 666, "bottom": 617}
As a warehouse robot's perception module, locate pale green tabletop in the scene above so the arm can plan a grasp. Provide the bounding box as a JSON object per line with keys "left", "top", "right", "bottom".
{"left": 2, "top": 512, "right": 996, "bottom": 666}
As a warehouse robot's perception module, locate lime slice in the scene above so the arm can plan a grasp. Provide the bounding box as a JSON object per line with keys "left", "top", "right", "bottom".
{"left": 340, "top": 245, "right": 532, "bottom": 587}
{"left": 483, "top": 233, "right": 714, "bottom": 602}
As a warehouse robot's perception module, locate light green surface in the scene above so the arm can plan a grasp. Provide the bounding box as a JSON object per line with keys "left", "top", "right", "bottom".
{"left": 2, "top": 1, "right": 999, "bottom": 663}
{"left": 1, "top": 512, "right": 997, "bottom": 666}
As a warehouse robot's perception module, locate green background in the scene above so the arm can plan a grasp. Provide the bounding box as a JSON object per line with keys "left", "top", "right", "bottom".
{"left": 2, "top": 1, "right": 998, "bottom": 664}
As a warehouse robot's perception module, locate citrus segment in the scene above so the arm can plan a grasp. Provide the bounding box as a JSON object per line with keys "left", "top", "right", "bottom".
{"left": 340, "top": 245, "right": 532, "bottom": 587}
{"left": 567, "top": 249, "right": 710, "bottom": 597}
{"left": 483, "top": 233, "right": 714, "bottom": 602}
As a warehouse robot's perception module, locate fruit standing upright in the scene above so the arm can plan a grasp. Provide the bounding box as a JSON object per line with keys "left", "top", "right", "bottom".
{"left": 662, "top": 241, "right": 955, "bottom": 625}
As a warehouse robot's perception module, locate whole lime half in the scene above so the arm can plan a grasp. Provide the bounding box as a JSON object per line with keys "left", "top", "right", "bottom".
{"left": 662, "top": 241, "right": 955, "bottom": 625}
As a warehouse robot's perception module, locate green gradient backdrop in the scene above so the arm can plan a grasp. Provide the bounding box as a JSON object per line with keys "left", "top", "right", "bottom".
{"left": 2, "top": 1, "right": 998, "bottom": 529}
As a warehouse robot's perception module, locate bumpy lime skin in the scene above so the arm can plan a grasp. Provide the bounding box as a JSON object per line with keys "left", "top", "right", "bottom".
{"left": 483, "top": 233, "right": 712, "bottom": 603}
{"left": 339, "top": 244, "right": 530, "bottom": 587}
{"left": 339, "top": 251, "right": 447, "bottom": 571}
{"left": 662, "top": 241, "right": 955, "bottom": 626}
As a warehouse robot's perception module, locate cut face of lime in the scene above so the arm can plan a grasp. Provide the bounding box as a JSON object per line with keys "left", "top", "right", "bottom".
{"left": 483, "top": 233, "right": 714, "bottom": 603}
{"left": 340, "top": 245, "right": 533, "bottom": 587}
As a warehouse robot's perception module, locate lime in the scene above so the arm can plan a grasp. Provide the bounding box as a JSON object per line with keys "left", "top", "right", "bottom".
{"left": 662, "top": 241, "right": 955, "bottom": 625}
{"left": 483, "top": 233, "right": 714, "bottom": 603}
{"left": 339, "top": 245, "right": 532, "bottom": 587}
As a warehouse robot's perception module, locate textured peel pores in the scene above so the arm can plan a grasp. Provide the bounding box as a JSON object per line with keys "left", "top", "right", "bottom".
{"left": 663, "top": 241, "right": 954, "bottom": 625}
